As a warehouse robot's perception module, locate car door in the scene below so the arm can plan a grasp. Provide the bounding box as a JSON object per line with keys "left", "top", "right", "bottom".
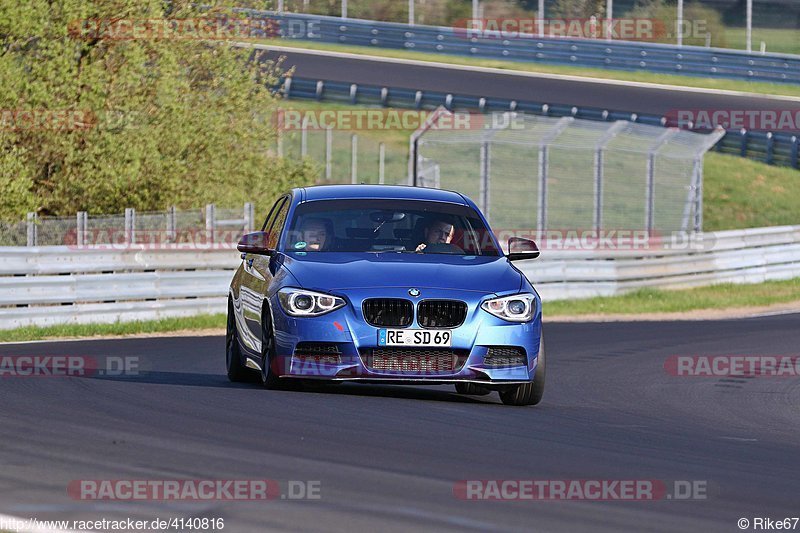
{"left": 240, "top": 195, "right": 290, "bottom": 350}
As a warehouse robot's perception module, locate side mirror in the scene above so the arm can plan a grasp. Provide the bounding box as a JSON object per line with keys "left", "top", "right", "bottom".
{"left": 507, "top": 237, "right": 540, "bottom": 261}
{"left": 237, "top": 231, "right": 274, "bottom": 256}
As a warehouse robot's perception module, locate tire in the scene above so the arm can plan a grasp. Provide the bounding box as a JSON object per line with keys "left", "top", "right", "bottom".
{"left": 454, "top": 383, "right": 491, "bottom": 396}
{"left": 260, "top": 304, "right": 290, "bottom": 390}
{"left": 499, "top": 335, "right": 546, "bottom": 406}
{"left": 226, "top": 301, "right": 251, "bottom": 383}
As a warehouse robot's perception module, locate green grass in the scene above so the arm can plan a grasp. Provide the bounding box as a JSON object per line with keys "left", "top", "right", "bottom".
{"left": 0, "top": 314, "right": 225, "bottom": 343}
{"left": 546, "top": 277, "right": 800, "bottom": 316}
{"left": 703, "top": 152, "right": 800, "bottom": 230}
{"left": 268, "top": 40, "right": 800, "bottom": 98}
{"left": 723, "top": 27, "right": 800, "bottom": 56}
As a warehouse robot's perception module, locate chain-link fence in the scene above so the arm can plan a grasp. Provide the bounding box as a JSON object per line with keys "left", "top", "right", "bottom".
{"left": 1, "top": 124, "right": 409, "bottom": 246}
{"left": 0, "top": 204, "right": 256, "bottom": 247}
{"left": 277, "top": 125, "right": 408, "bottom": 186}
{"left": 412, "top": 108, "right": 725, "bottom": 234}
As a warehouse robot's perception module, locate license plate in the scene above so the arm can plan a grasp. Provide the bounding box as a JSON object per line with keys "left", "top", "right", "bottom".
{"left": 378, "top": 329, "right": 452, "bottom": 347}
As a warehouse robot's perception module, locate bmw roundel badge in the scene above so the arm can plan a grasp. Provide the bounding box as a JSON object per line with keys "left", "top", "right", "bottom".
{"left": 408, "top": 288, "right": 421, "bottom": 297}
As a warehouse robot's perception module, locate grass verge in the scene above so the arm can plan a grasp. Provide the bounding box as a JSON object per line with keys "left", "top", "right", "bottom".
{"left": 267, "top": 40, "right": 800, "bottom": 98}
{"left": 546, "top": 278, "right": 800, "bottom": 316}
{"left": 0, "top": 314, "right": 226, "bottom": 343}
{"left": 723, "top": 27, "right": 800, "bottom": 56}
{"left": 703, "top": 152, "right": 800, "bottom": 230}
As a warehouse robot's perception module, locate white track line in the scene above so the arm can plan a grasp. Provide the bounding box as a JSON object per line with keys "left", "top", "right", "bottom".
{"left": 240, "top": 42, "right": 800, "bottom": 103}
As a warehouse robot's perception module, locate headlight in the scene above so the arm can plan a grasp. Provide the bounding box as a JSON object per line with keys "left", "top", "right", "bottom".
{"left": 278, "top": 288, "right": 345, "bottom": 317}
{"left": 481, "top": 294, "right": 537, "bottom": 322}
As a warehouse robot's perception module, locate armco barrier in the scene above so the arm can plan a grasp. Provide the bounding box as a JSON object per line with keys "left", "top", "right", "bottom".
{"left": 239, "top": 10, "right": 800, "bottom": 84}
{"left": 278, "top": 76, "right": 800, "bottom": 169}
{"left": 1, "top": 225, "right": 798, "bottom": 329}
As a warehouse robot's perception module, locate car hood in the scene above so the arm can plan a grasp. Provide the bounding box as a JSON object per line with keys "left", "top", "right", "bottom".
{"left": 280, "top": 252, "right": 522, "bottom": 295}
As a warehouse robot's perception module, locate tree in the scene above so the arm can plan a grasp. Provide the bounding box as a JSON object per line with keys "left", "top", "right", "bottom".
{"left": 0, "top": 0, "right": 315, "bottom": 219}
{"left": 550, "top": 0, "right": 606, "bottom": 19}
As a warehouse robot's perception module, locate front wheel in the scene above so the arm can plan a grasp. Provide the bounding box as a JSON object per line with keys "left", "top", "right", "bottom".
{"left": 260, "top": 306, "right": 291, "bottom": 390}
{"left": 226, "top": 302, "right": 251, "bottom": 382}
{"left": 499, "top": 336, "right": 546, "bottom": 406}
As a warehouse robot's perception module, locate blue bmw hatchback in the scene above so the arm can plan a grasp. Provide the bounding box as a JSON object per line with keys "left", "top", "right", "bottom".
{"left": 227, "top": 185, "right": 545, "bottom": 406}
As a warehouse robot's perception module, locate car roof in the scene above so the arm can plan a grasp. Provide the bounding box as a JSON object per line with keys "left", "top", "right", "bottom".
{"left": 297, "top": 184, "right": 468, "bottom": 205}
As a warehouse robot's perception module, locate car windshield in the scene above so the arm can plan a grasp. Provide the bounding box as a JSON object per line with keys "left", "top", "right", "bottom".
{"left": 284, "top": 199, "right": 500, "bottom": 255}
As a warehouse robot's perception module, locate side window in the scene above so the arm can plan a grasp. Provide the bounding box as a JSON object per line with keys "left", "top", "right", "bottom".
{"left": 266, "top": 200, "right": 289, "bottom": 249}
{"left": 260, "top": 196, "right": 287, "bottom": 232}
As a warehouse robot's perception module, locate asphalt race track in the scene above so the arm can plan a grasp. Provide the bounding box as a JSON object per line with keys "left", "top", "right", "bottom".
{"left": 1, "top": 314, "right": 799, "bottom": 532}
{"left": 261, "top": 47, "right": 800, "bottom": 117}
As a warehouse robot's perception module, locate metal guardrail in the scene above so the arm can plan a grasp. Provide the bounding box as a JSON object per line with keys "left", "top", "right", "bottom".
{"left": 280, "top": 76, "right": 800, "bottom": 169}
{"left": 242, "top": 10, "right": 800, "bottom": 84}
{"left": 1, "top": 225, "right": 798, "bottom": 329}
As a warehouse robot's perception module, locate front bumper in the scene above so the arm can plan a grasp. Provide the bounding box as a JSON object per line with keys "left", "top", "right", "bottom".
{"left": 269, "top": 287, "right": 542, "bottom": 385}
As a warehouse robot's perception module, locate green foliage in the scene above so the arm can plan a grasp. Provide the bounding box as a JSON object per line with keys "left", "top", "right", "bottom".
{"left": 0, "top": 0, "right": 316, "bottom": 219}
{"left": 550, "top": 0, "right": 605, "bottom": 19}
{"left": 279, "top": 0, "right": 528, "bottom": 26}
{"left": 629, "top": 0, "right": 727, "bottom": 47}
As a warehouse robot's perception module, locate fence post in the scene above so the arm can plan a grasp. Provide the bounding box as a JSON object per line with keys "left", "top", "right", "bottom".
{"left": 765, "top": 132, "right": 774, "bottom": 165}
{"left": 244, "top": 202, "right": 254, "bottom": 233}
{"left": 76, "top": 211, "right": 87, "bottom": 247}
{"left": 167, "top": 206, "right": 177, "bottom": 243}
{"left": 593, "top": 121, "right": 626, "bottom": 232}
{"left": 300, "top": 121, "right": 308, "bottom": 157}
{"left": 646, "top": 128, "right": 679, "bottom": 233}
{"left": 351, "top": 133, "right": 358, "bottom": 184}
{"left": 740, "top": 129, "right": 748, "bottom": 157}
{"left": 479, "top": 140, "right": 491, "bottom": 219}
{"left": 26, "top": 212, "right": 37, "bottom": 247}
{"left": 379, "top": 142, "right": 386, "bottom": 184}
{"left": 593, "top": 149, "right": 604, "bottom": 231}
{"left": 205, "top": 204, "right": 216, "bottom": 245}
{"left": 537, "top": 145, "right": 548, "bottom": 232}
{"left": 537, "top": 116, "right": 573, "bottom": 232}
{"left": 791, "top": 136, "right": 799, "bottom": 169}
{"left": 124, "top": 208, "right": 136, "bottom": 245}
{"left": 325, "top": 127, "right": 333, "bottom": 181}
{"left": 693, "top": 158, "right": 703, "bottom": 232}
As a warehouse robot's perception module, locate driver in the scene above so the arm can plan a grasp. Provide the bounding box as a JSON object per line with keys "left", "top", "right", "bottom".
{"left": 415, "top": 219, "right": 454, "bottom": 252}
{"left": 299, "top": 218, "right": 332, "bottom": 251}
